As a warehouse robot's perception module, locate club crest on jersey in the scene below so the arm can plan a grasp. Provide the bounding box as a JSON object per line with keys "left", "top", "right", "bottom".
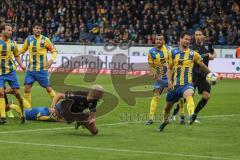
{"left": 190, "top": 51, "right": 194, "bottom": 55}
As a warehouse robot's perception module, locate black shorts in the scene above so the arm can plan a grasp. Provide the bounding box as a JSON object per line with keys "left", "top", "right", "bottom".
{"left": 193, "top": 74, "right": 211, "bottom": 94}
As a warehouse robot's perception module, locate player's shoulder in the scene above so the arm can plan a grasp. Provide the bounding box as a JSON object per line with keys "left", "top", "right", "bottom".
{"left": 26, "top": 35, "right": 34, "bottom": 43}
{"left": 149, "top": 47, "right": 157, "bottom": 53}
{"left": 41, "top": 35, "right": 51, "bottom": 42}
{"left": 148, "top": 47, "right": 157, "bottom": 58}
{"left": 171, "top": 47, "right": 180, "bottom": 55}
{"left": 10, "top": 39, "right": 18, "bottom": 46}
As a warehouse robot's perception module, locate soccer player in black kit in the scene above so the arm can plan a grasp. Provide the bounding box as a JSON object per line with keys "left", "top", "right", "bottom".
{"left": 51, "top": 84, "right": 104, "bottom": 135}
{"left": 172, "top": 29, "right": 216, "bottom": 122}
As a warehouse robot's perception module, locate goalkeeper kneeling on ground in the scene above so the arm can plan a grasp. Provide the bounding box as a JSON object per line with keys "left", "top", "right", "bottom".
{"left": 50, "top": 84, "right": 104, "bottom": 135}
{"left": 11, "top": 85, "right": 104, "bottom": 135}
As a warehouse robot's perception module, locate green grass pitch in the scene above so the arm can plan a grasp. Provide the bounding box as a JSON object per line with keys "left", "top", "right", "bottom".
{"left": 0, "top": 72, "right": 239, "bottom": 160}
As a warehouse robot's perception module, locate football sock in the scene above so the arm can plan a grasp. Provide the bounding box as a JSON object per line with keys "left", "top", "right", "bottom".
{"left": 179, "top": 98, "right": 185, "bottom": 116}
{"left": 194, "top": 98, "right": 208, "bottom": 114}
{"left": 149, "top": 95, "right": 160, "bottom": 120}
{"left": 0, "top": 98, "right": 6, "bottom": 118}
{"left": 9, "top": 104, "right": 23, "bottom": 117}
{"left": 186, "top": 96, "right": 195, "bottom": 116}
{"left": 48, "top": 90, "right": 56, "bottom": 99}
{"left": 24, "top": 93, "right": 31, "bottom": 105}
{"left": 172, "top": 105, "right": 179, "bottom": 116}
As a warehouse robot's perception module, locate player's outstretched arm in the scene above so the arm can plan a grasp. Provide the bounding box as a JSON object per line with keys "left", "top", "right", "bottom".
{"left": 20, "top": 38, "right": 29, "bottom": 54}
{"left": 167, "top": 65, "right": 174, "bottom": 90}
{"left": 13, "top": 42, "right": 26, "bottom": 71}
{"left": 15, "top": 56, "right": 26, "bottom": 71}
{"left": 199, "top": 62, "right": 211, "bottom": 74}
{"left": 51, "top": 93, "right": 65, "bottom": 108}
{"left": 45, "top": 38, "right": 57, "bottom": 68}
{"left": 167, "top": 51, "right": 174, "bottom": 90}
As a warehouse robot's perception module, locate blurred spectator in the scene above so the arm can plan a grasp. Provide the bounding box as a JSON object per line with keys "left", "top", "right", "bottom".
{"left": 0, "top": 0, "right": 239, "bottom": 45}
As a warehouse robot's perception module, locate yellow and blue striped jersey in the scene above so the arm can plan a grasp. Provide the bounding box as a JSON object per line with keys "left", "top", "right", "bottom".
{"left": 169, "top": 48, "right": 202, "bottom": 86}
{"left": 0, "top": 39, "right": 19, "bottom": 75}
{"left": 148, "top": 45, "right": 170, "bottom": 80}
{"left": 21, "top": 35, "right": 57, "bottom": 71}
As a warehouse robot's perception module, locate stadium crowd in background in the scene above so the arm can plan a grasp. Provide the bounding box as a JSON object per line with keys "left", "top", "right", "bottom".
{"left": 0, "top": 0, "right": 239, "bottom": 45}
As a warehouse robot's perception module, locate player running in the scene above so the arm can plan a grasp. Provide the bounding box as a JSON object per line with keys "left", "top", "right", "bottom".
{"left": 158, "top": 31, "right": 213, "bottom": 132}
{"left": 0, "top": 23, "right": 26, "bottom": 124}
{"left": 146, "top": 34, "right": 170, "bottom": 125}
{"left": 20, "top": 22, "right": 57, "bottom": 106}
{"left": 146, "top": 34, "right": 184, "bottom": 125}
{"left": 171, "top": 29, "right": 216, "bottom": 123}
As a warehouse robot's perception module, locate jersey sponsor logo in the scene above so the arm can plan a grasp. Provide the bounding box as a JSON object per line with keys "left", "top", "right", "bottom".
{"left": 40, "top": 40, "right": 45, "bottom": 47}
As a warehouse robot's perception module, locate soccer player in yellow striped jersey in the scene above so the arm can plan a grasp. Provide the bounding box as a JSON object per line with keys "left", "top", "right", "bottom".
{"left": 0, "top": 23, "right": 26, "bottom": 124}
{"left": 146, "top": 34, "right": 170, "bottom": 125}
{"left": 21, "top": 22, "right": 57, "bottom": 105}
{"left": 158, "top": 31, "right": 214, "bottom": 131}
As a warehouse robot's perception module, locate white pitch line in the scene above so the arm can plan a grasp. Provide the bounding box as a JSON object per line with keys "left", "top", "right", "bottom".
{"left": 0, "top": 113, "right": 239, "bottom": 134}
{"left": 0, "top": 121, "right": 141, "bottom": 134}
{"left": 0, "top": 140, "right": 235, "bottom": 160}
{"left": 201, "top": 114, "right": 240, "bottom": 118}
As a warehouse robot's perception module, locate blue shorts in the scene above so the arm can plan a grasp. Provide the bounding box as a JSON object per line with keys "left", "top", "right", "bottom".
{"left": 166, "top": 84, "right": 194, "bottom": 103}
{"left": 0, "top": 71, "right": 20, "bottom": 89}
{"left": 24, "top": 70, "right": 50, "bottom": 87}
{"left": 25, "top": 107, "right": 50, "bottom": 120}
{"left": 153, "top": 79, "right": 168, "bottom": 91}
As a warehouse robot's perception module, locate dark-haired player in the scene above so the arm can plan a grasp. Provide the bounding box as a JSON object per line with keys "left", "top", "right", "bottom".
{"left": 158, "top": 31, "right": 213, "bottom": 132}
{"left": 21, "top": 22, "right": 57, "bottom": 106}
{"left": 171, "top": 29, "right": 216, "bottom": 122}
{"left": 0, "top": 23, "right": 26, "bottom": 124}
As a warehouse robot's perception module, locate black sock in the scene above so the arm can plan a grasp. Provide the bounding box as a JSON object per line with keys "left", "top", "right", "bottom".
{"left": 194, "top": 98, "right": 208, "bottom": 114}
{"left": 172, "top": 104, "right": 180, "bottom": 116}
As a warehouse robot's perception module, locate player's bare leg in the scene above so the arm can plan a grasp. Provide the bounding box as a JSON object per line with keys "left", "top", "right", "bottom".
{"left": 45, "top": 86, "right": 56, "bottom": 100}
{"left": 13, "top": 89, "right": 26, "bottom": 124}
{"left": 24, "top": 85, "right": 32, "bottom": 105}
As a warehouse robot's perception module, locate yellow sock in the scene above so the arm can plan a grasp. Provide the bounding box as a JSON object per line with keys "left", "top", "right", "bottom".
{"left": 23, "top": 98, "right": 31, "bottom": 109}
{"left": 9, "top": 104, "right": 23, "bottom": 117}
{"left": 149, "top": 95, "right": 160, "bottom": 120}
{"left": 16, "top": 98, "right": 31, "bottom": 109}
{"left": 186, "top": 96, "right": 195, "bottom": 116}
{"left": 6, "top": 109, "right": 15, "bottom": 118}
{"left": 0, "top": 98, "right": 6, "bottom": 118}
{"left": 178, "top": 98, "right": 185, "bottom": 116}
{"left": 24, "top": 93, "right": 31, "bottom": 105}
{"left": 48, "top": 90, "right": 56, "bottom": 99}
